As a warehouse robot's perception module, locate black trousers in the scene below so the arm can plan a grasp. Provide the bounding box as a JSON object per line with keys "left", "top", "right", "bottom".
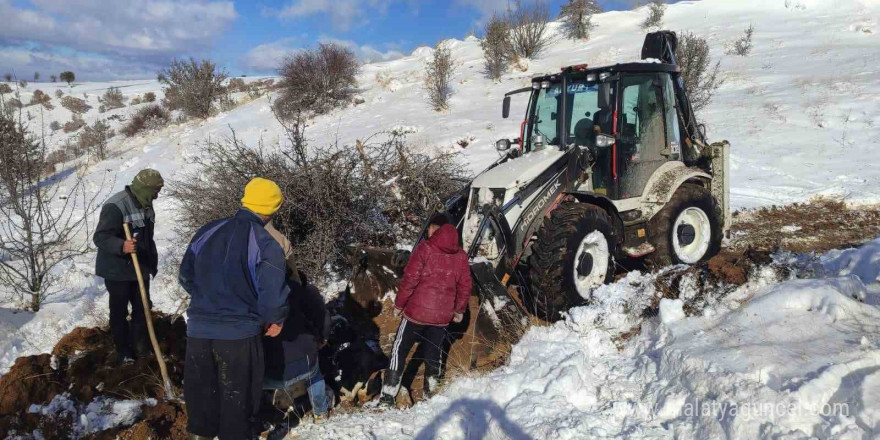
{"left": 185, "top": 335, "right": 264, "bottom": 440}
{"left": 387, "top": 318, "right": 448, "bottom": 385}
{"left": 105, "top": 279, "right": 150, "bottom": 358}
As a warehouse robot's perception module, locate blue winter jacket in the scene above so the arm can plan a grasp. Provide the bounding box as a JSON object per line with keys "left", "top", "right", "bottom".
{"left": 179, "top": 209, "right": 290, "bottom": 340}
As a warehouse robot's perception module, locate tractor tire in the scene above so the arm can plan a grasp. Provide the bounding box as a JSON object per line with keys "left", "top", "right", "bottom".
{"left": 647, "top": 183, "right": 722, "bottom": 269}
{"left": 528, "top": 202, "right": 615, "bottom": 321}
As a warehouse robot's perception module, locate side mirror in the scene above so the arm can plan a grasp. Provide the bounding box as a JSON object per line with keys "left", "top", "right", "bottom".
{"left": 495, "top": 138, "right": 511, "bottom": 151}
{"left": 596, "top": 134, "right": 615, "bottom": 148}
{"left": 502, "top": 96, "right": 511, "bottom": 119}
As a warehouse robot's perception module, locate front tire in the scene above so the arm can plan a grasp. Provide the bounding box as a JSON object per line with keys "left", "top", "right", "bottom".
{"left": 647, "top": 184, "right": 722, "bottom": 268}
{"left": 528, "top": 202, "right": 615, "bottom": 321}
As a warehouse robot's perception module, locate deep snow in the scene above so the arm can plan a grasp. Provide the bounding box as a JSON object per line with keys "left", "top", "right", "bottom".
{"left": 1, "top": 0, "right": 880, "bottom": 438}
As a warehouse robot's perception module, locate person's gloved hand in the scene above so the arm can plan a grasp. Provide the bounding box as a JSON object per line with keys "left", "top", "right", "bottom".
{"left": 452, "top": 313, "right": 463, "bottom": 323}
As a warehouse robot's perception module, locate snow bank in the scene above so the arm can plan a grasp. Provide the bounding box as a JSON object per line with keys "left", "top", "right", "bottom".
{"left": 24, "top": 393, "right": 155, "bottom": 439}
{"left": 295, "top": 239, "right": 880, "bottom": 439}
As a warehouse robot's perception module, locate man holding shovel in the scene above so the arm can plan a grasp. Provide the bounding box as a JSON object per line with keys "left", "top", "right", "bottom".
{"left": 93, "top": 169, "right": 163, "bottom": 364}
{"left": 179, "top": 177, "right": 291, "bottom": 440}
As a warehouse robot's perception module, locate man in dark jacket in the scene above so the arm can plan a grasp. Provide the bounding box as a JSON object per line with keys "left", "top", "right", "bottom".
{"left": 93, "top": 168, "right": 163, "bottom": 363}
{"left": 179, "top": 177, "right": 291, "bottom": 440}
{"left": 377, "top": 214, "right": 472, "bottom": 408}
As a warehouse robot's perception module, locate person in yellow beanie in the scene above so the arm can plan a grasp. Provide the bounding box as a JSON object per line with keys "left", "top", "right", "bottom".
{"left": 179, "top": 177, "right": 290, "bottom": 440}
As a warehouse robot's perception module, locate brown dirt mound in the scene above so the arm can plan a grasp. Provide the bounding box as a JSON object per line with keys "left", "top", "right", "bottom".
{"left": 83, "top": 400, "right": 189, "bottom": 440}
{"left": 0, "top": 313, "right": 187, "bottom": 437}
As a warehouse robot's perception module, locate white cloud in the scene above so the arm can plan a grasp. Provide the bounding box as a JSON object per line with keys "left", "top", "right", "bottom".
{"left": 270, "top": 0, "right": 402, "bottom": 31}
{"left": 243, "top": 36, "right": 405, "bottom": 72}
{"left": 453, "top": 0, "right": 510, "bottom": 22}
{"left": 0, "top": 0, "right": 237, "bottom": 58}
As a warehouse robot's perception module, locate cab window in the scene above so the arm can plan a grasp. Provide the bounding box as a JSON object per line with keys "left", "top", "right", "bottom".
{"left": 616, "top": 74, "right": 668, "bottom": 199}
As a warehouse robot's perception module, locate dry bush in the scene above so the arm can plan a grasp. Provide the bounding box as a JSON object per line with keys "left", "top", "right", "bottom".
{"left": 158, "top": 58, "right": 228, "bottom": 119}
{"left": 641, "top": 0, "right": 666, "bottom": 30}
{"left": 0, "top": 84, "right": 12, "bottom": 95}
{"left": 424, "top": 42, "right": 456, "bottom": 111}
{"left": 54, "top": 89, "right": 63, "bottom": 99}
{"left": 50, "top": 75, "right": 57, "bottom": 83}
{"left": 63, "top": 114, "right": 85, "bottom": 133}
{"left": 676, "top": 31, "right": 723, "bottom": 113}
{"left": 277, "top": 43, "right": 360, "bottom": 117}
{"left": 29, "top": 90, "right": 53, "bottom": 110}
{"left": 122, "top": 104, "right": 170, "bottom": 137}
{"left": 559, "top": 0, "right": 601, "bottom": 40}
{"left": 375, "top": 71, "right": 394, "bottom": 90}
{"left": 61, "top": 96, "right": 90, "bottom": 114}
{"left": 99, "top": 87, "right": 125, "bottom": 111}
{"left": 143, "top": 92, "right": 156, "bottom": 103}
{"left": 508, "top": 0, "right": 551, "bottom": 59}
{"left": 49, "top": 120, "right": 61, "bottom": 131}
{"left": 227, "top": 77, "right": 246, "bottom": 92}
{"left": 79, "top": 119, "right": 114, "bottom": 160}
{"left": 171, "top": 126, "right": 470, "bottom": 282}
{"left": 481, "top": 14, "right": 512, "bottom": 80}
{"left": 728, "top": 24, "right": 755, "bottom": 56}
{"left": 44, "top": 149, "right": 68, "bottom": 174}
{"left": 131, "top": 96, "right": 142, "bottom": 106}
{"left": 17, "top": 80, "right": 27, "bottom": 89}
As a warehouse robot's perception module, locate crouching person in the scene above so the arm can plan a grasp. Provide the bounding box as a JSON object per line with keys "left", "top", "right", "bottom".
{"left": 263, "top": 272, "right": 333, "bottom": 427}
{"left": 378, "top": 214, "right": 472, "bottom": 408}
{"left": 179, "top": 178, "right": 290, "bottom": 440}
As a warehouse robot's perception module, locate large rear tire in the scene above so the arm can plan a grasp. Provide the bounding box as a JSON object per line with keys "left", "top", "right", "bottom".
{"left": 528, "top": 202, "right": 615, "bottom": 321}
{"left": 647, "top": 184, "right": 722, "bottom": 269}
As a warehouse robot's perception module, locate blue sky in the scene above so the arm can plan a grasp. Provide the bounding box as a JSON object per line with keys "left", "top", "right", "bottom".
{"left": 0, "top": 0, "right": 688, "bottom": 81}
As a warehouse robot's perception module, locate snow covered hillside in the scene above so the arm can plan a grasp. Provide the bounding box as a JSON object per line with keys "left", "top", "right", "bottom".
{"left": 1, "top": 0, "right": 880, "bottom": 438}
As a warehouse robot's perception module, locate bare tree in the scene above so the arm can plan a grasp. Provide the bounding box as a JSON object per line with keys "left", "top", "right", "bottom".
{"left": 676, "top": 32, "right": 723, "bottom": 113}
{"left": 50, "top": 75, "right": 57, "bottom": 83}
{"left": 60, "top": 71, "right": 75, "bottom": 85}
{"left": 33, "top": 72, "right": 40, "bottom": 82}
{"left": 157, "top": 58, "right": 228, "bottom": 119}
{"left": 276, "top": 43, "right": 360, "bottom": 117}
{"left": 424, "top": 42, "right": 456, "bottom": 111}
{"left": 559, "top": 0, "right": 601, "bottom": 40}
{"left": 641, "top": 0, "right": 666, "bottom": 30}
{"left": 79, "top": 119, "right": 114, "bottom": 160}
{"left": 0, "top": 100, "right": 108, "bottom": 311}
{"left": 3, "top": 74, "right": 11, "bottom": 82}
{"left": 508, "top": 0, "right": 551, "bottom": 59}
{"left": 481, "top": 14, "right": 513, "bottom": 80}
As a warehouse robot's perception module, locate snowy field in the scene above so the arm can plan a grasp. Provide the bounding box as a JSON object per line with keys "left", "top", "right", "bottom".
{"left": 1, "top": 0, "right": 880, "bottom": 438}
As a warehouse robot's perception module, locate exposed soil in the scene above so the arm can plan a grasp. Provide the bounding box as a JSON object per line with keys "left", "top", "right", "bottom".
{"left": 729, "top": 198, "right": 880, "bottom": 253}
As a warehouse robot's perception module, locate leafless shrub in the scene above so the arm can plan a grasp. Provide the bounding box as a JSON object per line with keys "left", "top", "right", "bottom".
{"left": 375, "top": 71, "right": 394, "bottom": 89}
{"left": 60, "top": 96, "right": 90, "bottom": 114}
{"left": 49, "top": 120, "right": 61, "bottom": 131}
{"left": 641, "top": 0, "right": 666, "bottom": 30}
{"left": 158, "top": 58, "right": 228, "bottom": 119}
{"left": 54, "top": 89, "right": 63, "bottom": 99}
{"left": 171, "top": 122, "right": 470, "bottom": 282}
{"left": 0, "top": 101, "right": 109, "bottom": 311}
{"left": 277, "top": 43, "right": 360, "bottom": 117}
{"left": 0, "top": 84, "right": 11, "bottom": 95}
{"left": 143, "top": 91, "right": 156, "bottom": 103}
{"left": 79, "top": 119, "right": 114, "bottom": 160}
{"left": 50, "top": 75, "right": 57, "bottom": 83}
{"left": 131, "top": 96, "right": 142, "bottom": 106}
{"left": 676, "top": 31, "right": 723, "bottom": 113}
{"left": 481, "top": 14, "right": 513, "bottom": 80}
{"left": 508, "top": 0, "right": 551, "bottom": 59}
{"left": 6, "top": 98, "right": 23, "bottom": 109}
{"left": 424, "top": 42, "right": 456, "bottom": 111}
{"left": 559, "top": 0, "right": 601, "bottom": 40}
{"left": 99, "top": 87, "right": 125, "bottom": 111}
{"left": 122, "top": 104, "right": 170, "bottom": 137}
{"left": 227, "top": 77, "right": 246, "bottom": 92}
{"left": 29, "top": 90, "right": 54, "bottom": 110}
{"left": 63, "top": 114, "right": 85, "bottom": 133}
{"left": 727, "top": 24, "right": 755, "bottom": 56}
{"left": 44, "top": 149, "right": 68, "bottom": 174}
{"left": 17, "top": 80, "right": 27, "bottom": 89}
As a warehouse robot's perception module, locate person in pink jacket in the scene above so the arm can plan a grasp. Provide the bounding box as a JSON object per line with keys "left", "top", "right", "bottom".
{"left": 377, "top": 214, "right": 472, "bottom": 408}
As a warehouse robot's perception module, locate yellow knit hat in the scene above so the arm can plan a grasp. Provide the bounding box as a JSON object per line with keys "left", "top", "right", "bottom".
{"left": 241, "top": 178, "right": 283, "bottom": 216}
